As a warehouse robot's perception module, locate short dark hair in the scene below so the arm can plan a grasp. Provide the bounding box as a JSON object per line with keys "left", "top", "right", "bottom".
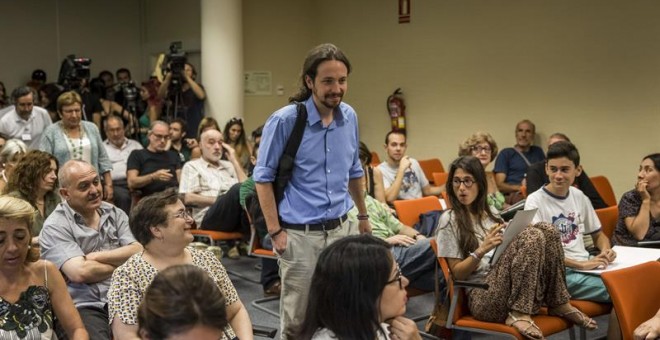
{"left": 546, "top": 141, "right": 580, "bottom": 166}
{"left": 116, "top": 68, "right": 131, "bottom": 79}
{"left": 642, "top": 153, "right": 660, "bottom": 172}
{"left": 548, "top": 132, "right": 571, "bottom": 143}
{"left": 138, "top": 264, "right": 228, "bottom": 339}
{"left": 298, "top": 235, "right": 393, "bottom": 340}
{"left": 171, "top": 117, "right": 187, "bottom": 133}
{"left": 129, "top": 188, "right": 179, "bottom": 245}
{"left": 290, "top": 43, "right": 352, "bottom": 103}
{"left": 384, "top": 130, "right": 406, "bottom": 145}
{"left": 11, "top": 86, "right": 33, "bottom": 103}
{"left": 98, "top": 70, "right": 113, "bottom": 80}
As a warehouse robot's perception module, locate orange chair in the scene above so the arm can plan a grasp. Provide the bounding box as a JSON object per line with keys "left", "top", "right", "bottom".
{"left": 590, "top": 176, "right": 617, "bottom": 207}
{"left": 520, "top": 185, "right": 528, "bottom": 198}
{"left": 595, "top": 205, "right": 619, "bottom": 240}
{"left": 602, "top": 261, "right": 660, "bottom": 340}
{"left": 370, "top": 151, "right": 381, "bottom": 166}
{"left": 436, "top": 256, "right": 573, "bottom": 339}
{"left": 432, "top": 172, "right": 449, "bottom": 187}
{"left": 246, "top": 227, "right": 281, "bottom": 318}
{"left": 190, "top": 229, "right": 243, "bottom": 247}
{"left": 392, "top": 196, "right": 442, "bottom": 227}
{"left": 419, "top": 158, "right": 445, "bottom": 184}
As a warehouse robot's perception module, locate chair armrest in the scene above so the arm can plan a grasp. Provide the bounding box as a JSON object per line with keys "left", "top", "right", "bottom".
{"left": 453, "top": 280, "right": 489, "bottom": 290}
{"left": 636, "top": 240, "right": 660, "bottom": 248}
{"left": 253, "top": 325, "right": 278, "bottom": 338}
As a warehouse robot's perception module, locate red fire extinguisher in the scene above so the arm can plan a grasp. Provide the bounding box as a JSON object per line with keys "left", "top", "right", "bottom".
{"left": 387, "top": 88, "right": 406, "bottom": 134}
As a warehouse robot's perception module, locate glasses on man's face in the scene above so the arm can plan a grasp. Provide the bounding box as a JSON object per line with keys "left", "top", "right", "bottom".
{"left": 172, "top": 209, "right": 193, "bottom": 221}
{"left": 470, "top": 145, "right": 492, "bottom": 154}
{"left": 152, "top": 133, "right": 170, "bottom": 141}
{"left": 386, "top": 265, "right": 404, "bottom": 290}
{"left": 452, "top": 177, "right": 475, "bottom": 188}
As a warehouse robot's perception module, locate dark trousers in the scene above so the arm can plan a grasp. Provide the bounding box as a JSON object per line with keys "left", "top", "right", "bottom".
{"left": 201, "top": 182, "right": 250, "bottom": 238}
{"left": 55, "top": 305, "right": 111, "bottom": 340}
{"left": 113, "top": 179, "right": 131, "bottom": 216}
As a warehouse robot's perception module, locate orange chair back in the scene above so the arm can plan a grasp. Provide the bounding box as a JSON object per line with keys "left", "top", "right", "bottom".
{"left": 432, "top": 172, "right": 449, "bottom": 187}
{"left": 370, "top": 151, "right": 381, "bottom": 167}
{"left": 595, "top": 205, "right": 618, "bottom": 240}
{"left": 602, "top": 261, "right": 660, "bottom": 340}
{"left": 590, "top": 176, "right": 617, "bottom": 207}
{"left": 393, "top": 196, "right": 442, "bottom": 227}
{"left": 419, "top": 158, "right": 445, "bottom": 184}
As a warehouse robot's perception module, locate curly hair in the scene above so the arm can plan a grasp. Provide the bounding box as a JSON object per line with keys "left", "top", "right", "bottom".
{"left": 5, "top": 150, "right": 58, "bottom": 204}
{"left": 458, "top": 131, "right": 499, "bottom": 162}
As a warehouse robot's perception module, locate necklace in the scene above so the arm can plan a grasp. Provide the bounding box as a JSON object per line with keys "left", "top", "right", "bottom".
{"left": 62, "top": 124, "right": 85, "bottom": 160}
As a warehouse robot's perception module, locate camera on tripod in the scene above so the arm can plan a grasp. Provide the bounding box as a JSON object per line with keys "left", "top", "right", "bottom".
{"left": 57, "top": 54, "right": 92, "bottom": 91}
{"left": 162, "top": 41, "right": 188, "bottom": 92}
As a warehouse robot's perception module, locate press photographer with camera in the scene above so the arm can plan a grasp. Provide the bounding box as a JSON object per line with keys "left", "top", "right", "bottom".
{"left": 157, "top": 43, "right": 206, "bottom": 139}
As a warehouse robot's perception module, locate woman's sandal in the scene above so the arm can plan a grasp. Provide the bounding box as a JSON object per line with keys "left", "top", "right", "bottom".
{"left": 549, "top": 307, "right": 597, "bottom": 330}
{"left": 505, "top": 313, "right": 545, "bottom": 340}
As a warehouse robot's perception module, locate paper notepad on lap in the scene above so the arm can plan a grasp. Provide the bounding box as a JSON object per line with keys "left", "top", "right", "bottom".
{"left": 490, "top": 208, "right": 538, "bottom": 264}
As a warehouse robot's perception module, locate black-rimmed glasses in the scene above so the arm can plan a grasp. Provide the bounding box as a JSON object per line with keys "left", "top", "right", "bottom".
{"left": 386, "top": 265, "right": 403, "bottom": 289}
{"left": 452, "top": 177, "right": 475, "bottom": 188}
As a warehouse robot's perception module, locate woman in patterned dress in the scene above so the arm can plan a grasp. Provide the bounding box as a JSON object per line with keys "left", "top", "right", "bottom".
{"left": 435, "top": 156, "right": 596, "bottom": 340}
{"left": 107, "top": 188, "right": 252, "bottom": 340}
{"left": 0, "top": 196, "right": 88, "bottom": 339}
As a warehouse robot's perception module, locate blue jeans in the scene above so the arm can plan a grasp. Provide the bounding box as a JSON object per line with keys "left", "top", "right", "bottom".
{"left": 391, "top": 238, "right": 439, "bottom": 292}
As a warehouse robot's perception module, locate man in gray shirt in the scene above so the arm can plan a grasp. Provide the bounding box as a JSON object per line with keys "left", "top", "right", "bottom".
{"left": 40, "top": 159, "right": 142, "bottom": 340}
{"left": 0, "top": 86, "right": 52, "bottom": 148}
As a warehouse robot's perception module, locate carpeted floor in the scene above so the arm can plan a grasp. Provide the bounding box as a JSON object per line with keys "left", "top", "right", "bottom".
{"left": 223, "top": 255, "right": 610, "bottom": 339}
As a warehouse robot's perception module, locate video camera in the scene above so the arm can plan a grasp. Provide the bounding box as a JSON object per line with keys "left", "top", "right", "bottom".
{"left": 57, "top": 54, "right": 92, "bottom": 91}
{"left": 162, "top": 41, "right": 187, "bottom": 92}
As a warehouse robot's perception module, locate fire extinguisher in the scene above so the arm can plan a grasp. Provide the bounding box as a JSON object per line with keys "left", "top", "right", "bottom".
{"left": 387, "top": 88, "right": 406, "bottom": 134}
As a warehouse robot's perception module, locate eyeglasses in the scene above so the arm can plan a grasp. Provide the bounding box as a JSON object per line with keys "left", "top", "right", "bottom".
{"left": 152, "top": 133, "right": 170, "bottom": 141}
{"left": 452, "top": 177, "right": 475, "bottom": 188}
{"left": 470, "top": 145, "right": 492, "bottom": 154}
{"left": 172, "top": 209, "right": 193, "bottom": 221}
{"left": 386, "top": 265, "right": 404, "bottom": 290}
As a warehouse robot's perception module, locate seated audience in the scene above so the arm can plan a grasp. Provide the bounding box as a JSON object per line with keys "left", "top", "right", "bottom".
{"left": 526, "top": 133, "right": 606, "bottom": 209}
{"left": 0, "top": 139, "right": 28, "bottom": 193}
{"left": 223, "top": 117, "right": 251, "bottom": 173}
{"left": 39, "top": 91, "right": 113, "bottom": 202}
{"left": 168, "top": 118, "right": 192, "bottom": 163}
{"left": 0, "top": 86, "right": 52, "bottom": 148}
{"left": 40, "top": 160, "right": 142, "bottom": 339}
{"left": 437, "top": 156, "right": 596, "bottom": 339}
{"left": 525, "top": 141, "right": 615, "bottom": 303}
{"left": 298, "top": 234, "right": 421, "bottom": 340}
{"left": 634, "top": 308, "right": 660, "bottom": 340}
{"left": 613, "top": 153, "right": 660, "bottom": 246}
{"left": 378, "top": 131, "right": 443, "bottom": 203}
{"left": 179, "top": 129, "right": 247, "bottom": 226}
{"left": 127, "top": 120, "right": 181, "bottom": 199}
{"left": 107, "top": 188, "right": 253, "bottom": 340}
{"left": 102, "top": 115, "right": 143, "bottom": 215}
{"left": 360, "top": 142, "right": 387, "bottom": 204}
{"left": 0, "top": 196, "right": 89, "bottom": 340}
{"left": 137, "top": 265, "right": 230, "bottom": 340}
{"left": 458, "top": 131, "right": 507, "bottom": 211}
{"left": 493, "top": 119, "right": 545, "bottom": 201}
{"left": 190, "top": 117, "right": 221, "bottom": 159}
{"left": 4, "top": 150, "right": 60, "bottom": 243}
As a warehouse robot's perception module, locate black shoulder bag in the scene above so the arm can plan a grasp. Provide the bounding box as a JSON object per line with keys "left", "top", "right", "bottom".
{"left": 273, "top": 102, "right": 307, "bottom": 203}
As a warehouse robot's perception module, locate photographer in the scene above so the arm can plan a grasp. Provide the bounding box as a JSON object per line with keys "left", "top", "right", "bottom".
{"left": 157, "top": 62, "right": 206, "bottom": 139}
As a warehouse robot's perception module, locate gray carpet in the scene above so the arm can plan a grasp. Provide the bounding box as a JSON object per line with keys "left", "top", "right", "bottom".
{"left": 223, "top": 255, "right": 610, "bottom": 339}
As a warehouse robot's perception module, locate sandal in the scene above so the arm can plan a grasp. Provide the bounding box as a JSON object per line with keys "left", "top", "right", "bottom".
{"left": 505, "top": 312, "right": 545, "bottom": 340}
{"left": 549, "top": 307, "right": 597, "bottom": 330}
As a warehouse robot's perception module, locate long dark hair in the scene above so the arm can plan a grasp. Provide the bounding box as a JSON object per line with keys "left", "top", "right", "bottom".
{"left": 298, "top": 235, "right": 393, "bottom": 340}
{"left": 447, "top": 156, "right": 502, "bottom": 257}
{"left": 289, "top": 43, "right": 352, "bottom": 103}
{"left": 643, "top": 153, "right": 660, "bottom": 173}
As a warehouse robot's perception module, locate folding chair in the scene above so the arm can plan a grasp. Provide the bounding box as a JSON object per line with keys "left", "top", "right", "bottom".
{"left": 602, "top": 261, "right": 660, "bottom": 340}
{"left": 436, "top": 256, "right": 575, "bottom": 339}
{"left": 431, "top": 172, "right": 449, "bottom": 187}
{"left": 419, "top": 158, "right": 445, "bottom": 184}
{"left": 590, "top": 176, "right": 617, "bottom": 207}
{"left": 595, "top": 205, "right": 618, "bottom": 240}
{"left": 247, "top": 228, "right": 281, "bottom": 318}
{"left": 393, "top": 196, "right": 442, "bottom": 227}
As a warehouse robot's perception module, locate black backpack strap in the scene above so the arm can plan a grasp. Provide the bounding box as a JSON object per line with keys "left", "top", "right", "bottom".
{"left": 273, "top": 102, "right": 308, "bottom": 203}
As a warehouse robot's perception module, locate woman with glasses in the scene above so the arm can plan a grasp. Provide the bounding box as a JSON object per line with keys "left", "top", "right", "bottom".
{"left": 458, "top": 132, "right": 507, "bottom": 211}
{"left": 107, "top": 188, "right": 253, "bottom": 340}
{"left": 39, "top": 91, "right": 113, "bottom": 202}
{"left": 435, "top": 156, "right": 596, "bottom": 340}
{"left": 298, "top": 234, "right": 421, "bottom": 340}
{"left": 223, "top": 117, "right": 251, "bottom": 173}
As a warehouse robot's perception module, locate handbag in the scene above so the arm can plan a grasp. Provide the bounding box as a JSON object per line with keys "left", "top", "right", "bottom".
{"left": 424, "top": 261, "right": 452, "bottom": 338}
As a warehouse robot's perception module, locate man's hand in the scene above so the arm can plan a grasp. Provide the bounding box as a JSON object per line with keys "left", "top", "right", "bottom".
{"left": 272, "top": 230, "right": 288, "bottom": 255}
{"left": 222, "top": 142, "right": 238, "bottom": 161}
{"left": 399, "top": 156, "right": 412, "bottom": 172}
{"left": 359, "top": 220, "right": 372, "bottom": 234}
{"left": 151, "top": 169, "right": 173, "bottom": 182}
{"left": 634, "top": 313, "right": 660, "bottom": 340}
{"left": 386, "top": 235, "right": 416, "bottom": 247}
{"left": 578, "top": 257, "right": 610, "bottom": 270}
{"left": 597, "top": 248, "right": 617, "bottom": 263}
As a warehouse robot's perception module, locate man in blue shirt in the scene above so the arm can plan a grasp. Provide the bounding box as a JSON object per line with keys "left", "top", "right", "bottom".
{"left": 254, "top": 43, "right": 371, "bottom": 339}
{"left": 494, "top": 119, "right": 545, "bottom": 197}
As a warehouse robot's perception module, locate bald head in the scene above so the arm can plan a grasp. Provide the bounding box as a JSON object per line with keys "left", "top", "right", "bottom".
{"left": 59, "top": 160, "right": 96, "bottom": 188}
{"left": 200, "top": 129, "right": 224, "bottom": 164}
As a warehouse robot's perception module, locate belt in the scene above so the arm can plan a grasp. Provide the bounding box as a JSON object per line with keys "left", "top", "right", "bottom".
{"left": 281, "top": 214, "right": 348, "bottom": 232}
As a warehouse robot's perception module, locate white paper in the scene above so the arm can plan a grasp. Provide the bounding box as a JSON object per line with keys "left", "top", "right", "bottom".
{"left": 490, "top": 208, "right": 538, "bottom": 264}
{"left": 574, "top": 245, "right": 660, "bottom": 275}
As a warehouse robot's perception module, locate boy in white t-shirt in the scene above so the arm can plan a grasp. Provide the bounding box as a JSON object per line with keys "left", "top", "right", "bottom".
{"left": 524, "top": 141, "right": 615, "bottom": 303}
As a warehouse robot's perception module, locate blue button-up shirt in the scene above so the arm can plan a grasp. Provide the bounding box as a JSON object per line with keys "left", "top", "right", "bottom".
{"left": 253, "top": 97, "right": 363, "bottom": 224}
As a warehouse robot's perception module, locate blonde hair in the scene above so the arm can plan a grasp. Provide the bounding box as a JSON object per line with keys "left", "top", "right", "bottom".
{"left": 0, "top": 196, "right": 38, "bottom": 262}
{"left": 458, "top": 131, "right": 499, "bottom": 162}
{"left": 56, "top": 91, "right": 82, "bottom": 113}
